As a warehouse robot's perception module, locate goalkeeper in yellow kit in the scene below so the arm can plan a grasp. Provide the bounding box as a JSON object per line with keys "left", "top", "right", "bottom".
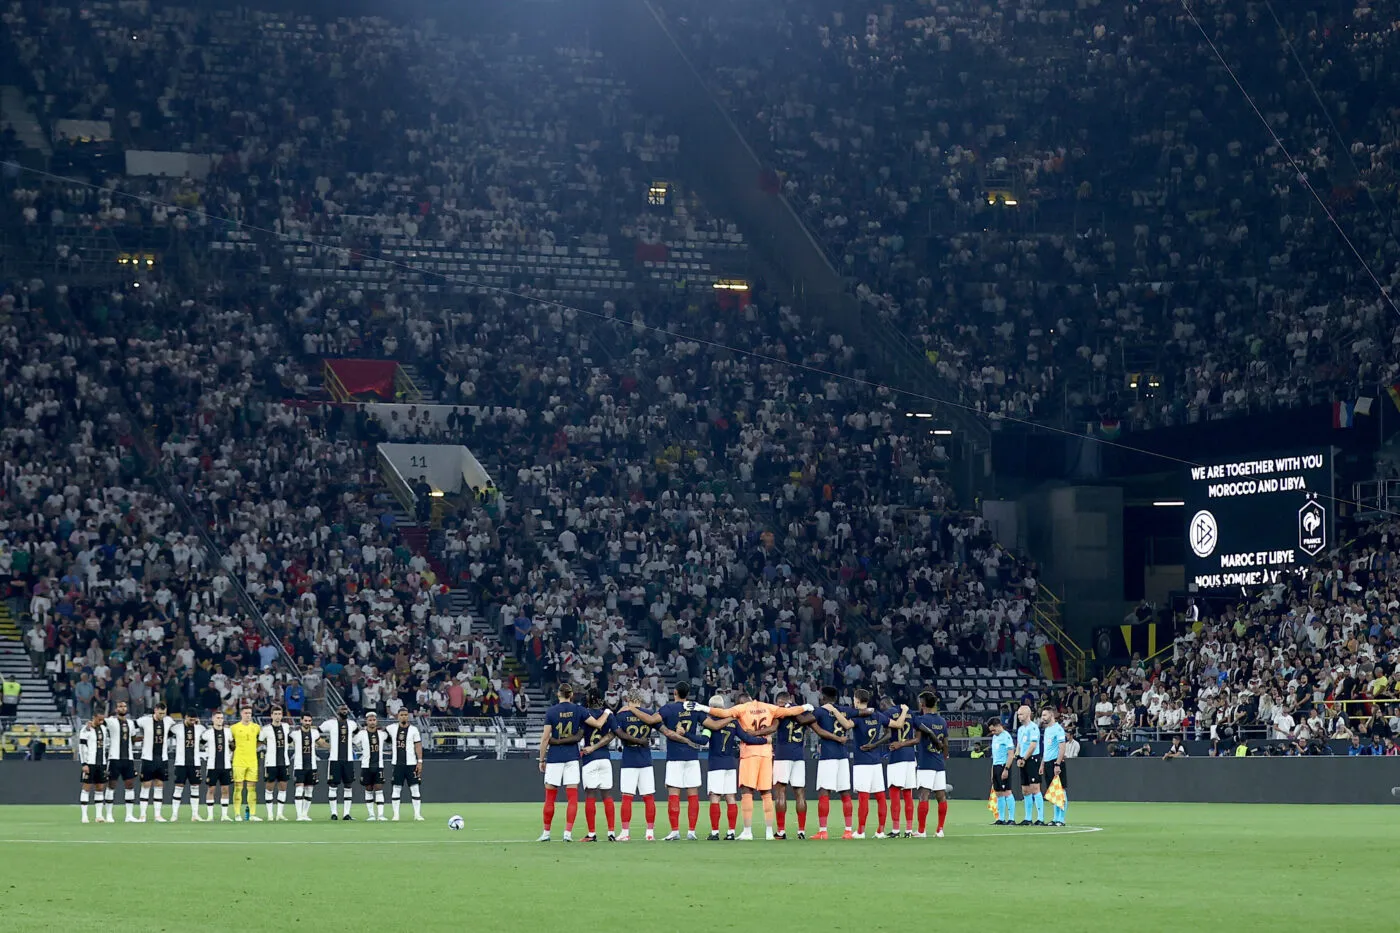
{"left": 231, "top": 707, "right": 263, "bottom": 821}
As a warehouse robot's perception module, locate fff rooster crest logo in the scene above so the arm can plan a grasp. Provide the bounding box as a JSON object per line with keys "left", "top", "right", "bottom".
{"left": 1298, "top": 498, "right": 1326, "bottom": 557}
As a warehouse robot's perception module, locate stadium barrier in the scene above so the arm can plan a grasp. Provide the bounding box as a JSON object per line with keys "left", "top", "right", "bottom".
{"left": 2, "top": 758, "right": 1396, "bottom": 806}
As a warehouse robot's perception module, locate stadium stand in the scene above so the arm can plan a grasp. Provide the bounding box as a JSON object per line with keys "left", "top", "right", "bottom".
{"left": 3, "top": 0, "right": 1396, "bottom": 766}
{"left": 652, "top": 0, "right": 1400, "bottom": 432}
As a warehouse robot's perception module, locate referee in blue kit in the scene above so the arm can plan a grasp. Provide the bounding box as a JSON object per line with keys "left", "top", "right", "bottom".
{"left": 988, "top": 718, "right": 1015, "bottom": 824}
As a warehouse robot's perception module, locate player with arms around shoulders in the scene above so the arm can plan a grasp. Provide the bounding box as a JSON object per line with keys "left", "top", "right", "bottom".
{"left": 697, "top": 689, "right": 814, "bottom": 840}
{"left": 1039, "top": 707, "right": 1068, "bottom": 826}
{"left": 849, "top": 689, "right": 908, "bottom": 838}
{"left": 611, "top": 690, "right": 659, "bottom": 841}
{"left": 579, "top": 688, "right": 619, "bottom": 842}
{"left": 78, "top": 711, "right": 108, "bottom": 823}
{"left": 290, "top": 714, "right": 321, "bottom": 821}
{"left": 168, "top": 713, "right": 204, "bottom": 822}
{"left": 202, "top": 711, "right": 236, "bottom": 822}
{"left": 808, "top": 686, "right": 856, "bottom": 839}
{"left": 259, "top": 707, "right": 294, "bottom": 821}
{"left": 628, "top": 682, "right": 708, "bottom": 840}
{"left": 387, "top": 708, "right": 425, "bottom": 821}
{"left": 771, "top": 692, "right": 815, "bottom": 840}
{"left": 1014, "top": 704, "right": 1044, "bottom": 825}
{"left": 884, "top": 696, "right": 920, "bottom": 837}
{"left": 988, "top": 718, "right": 1016, "bottom": 825}
{"left": 701, "top": 696, "right": 766, "bottom": 840}
{"left": 320, "top": 705, "right": 359, "bottom": 821}
{"left": 537, "top": 683, "right": 611, "bottom": 842}
{"left": 355, "top": 711, "right": 390, "bottom": 821}
{"left": 911, "top": 692, "right": 949, "bottom": 837}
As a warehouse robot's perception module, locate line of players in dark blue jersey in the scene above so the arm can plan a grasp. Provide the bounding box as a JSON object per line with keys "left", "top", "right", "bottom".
{"left": 535, "top": 682, "right": 949, "bottom": 841}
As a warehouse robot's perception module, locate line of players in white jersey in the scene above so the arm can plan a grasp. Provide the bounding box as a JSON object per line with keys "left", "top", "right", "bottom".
{"left": 76, "top": 702, "right": 424, "bottom": 823}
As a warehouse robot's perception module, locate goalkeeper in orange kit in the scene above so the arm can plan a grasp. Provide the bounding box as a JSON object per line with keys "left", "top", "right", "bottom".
{"left": 693, "top": 692, "right": 813, "bottom": 840}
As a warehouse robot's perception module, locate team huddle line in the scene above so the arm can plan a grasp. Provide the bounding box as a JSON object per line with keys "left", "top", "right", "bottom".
{"left": 535, "top": 683, "right": 954, "bottom": 842}
{"left": 76, "top": 701, "right": 426, "bottom": 823}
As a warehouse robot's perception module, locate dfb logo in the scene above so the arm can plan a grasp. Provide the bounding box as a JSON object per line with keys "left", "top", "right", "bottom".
{"left": 1298, "top": 499, "right": 1326, "bottom": 557}
{"left": 1189, "top": 510, "right": 1218, "bottom": 559}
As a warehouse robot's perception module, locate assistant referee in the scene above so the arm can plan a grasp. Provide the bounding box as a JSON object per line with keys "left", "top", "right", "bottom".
{"left": 231, "top": 707, "right": 262, "bottom": 821}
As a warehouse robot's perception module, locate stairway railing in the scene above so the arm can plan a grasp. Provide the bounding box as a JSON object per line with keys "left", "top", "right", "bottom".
{"left": 1031, "top": 584, "right": 1089, "bottom": 682}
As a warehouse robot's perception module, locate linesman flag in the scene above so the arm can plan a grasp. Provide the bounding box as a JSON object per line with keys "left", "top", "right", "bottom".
{"left": 987, "top": 788, "right": 999, "bottom": 813}
{"left": 1045, "top": 776, "right": 1067, "bottom": 809}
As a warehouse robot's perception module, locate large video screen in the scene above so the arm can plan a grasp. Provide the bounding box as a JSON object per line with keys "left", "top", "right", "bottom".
{"left": 1184, "top": 449, "right": 1333, "bottom": 590}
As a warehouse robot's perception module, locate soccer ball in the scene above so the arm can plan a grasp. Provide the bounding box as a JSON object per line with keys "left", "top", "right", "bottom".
{"left": 447, "top": 815, "right": 464, "bottom": 831}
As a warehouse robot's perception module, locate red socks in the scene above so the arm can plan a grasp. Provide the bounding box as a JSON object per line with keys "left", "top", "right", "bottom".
{"left": 710, "top": 801, "right": 722, "bottom": 832}
{"left": 875, "top": 791, "right": 888, "bottom": 834}
{"left": 817, "top": 793, "right": 831, "bottom": 827}
{"left": 688, "top": 793, "right": 700, "bottom": 832}
{"left": 889, "top": 788, "right": 902, "bottom": 829}
{"left": 841, "top": 795, "right": 853, "bottom": 827}
{"left": 667, "top": 796, "right": 681, "bottom": 833}
{"left": 585, "top": 797, "right": 597, "bottom": 834}
{"left": 621, "top": 796, "right": 633, "bottom": 828}
{"left": 775, "top": 806, "right": 786, "bottom": 832}
{"left": 726, "top": 802, "right": 739, "bottom": 831}
{"left": 543, "top": 786, "right": 558, "bottom": 829}
{"left": 857, "top": 792, "right": 870, "bottom": 833}
{"left": 643, "top": 794, "right": 656, "bottom": 828}
{"left": 796, "top": 806, "right": 807, "bottom": 832}
{"left": 904, "top": 789, "right": 915, "bottom": 828}
{"left": 937, "top": 799, "right": 948, "bottom": 832}
{"left": 564, "top": 787, "right": 579, "bottom": 831}
{"left": 602, "top": 797, "right": 616, "bottom": 833}
{"left": 917, "top": 800, "right": 930, "bottom": 834}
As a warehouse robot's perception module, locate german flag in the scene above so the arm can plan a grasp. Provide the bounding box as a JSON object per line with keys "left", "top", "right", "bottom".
{"left": 1038, "top": 644, "right": 1063, "bottom": 681}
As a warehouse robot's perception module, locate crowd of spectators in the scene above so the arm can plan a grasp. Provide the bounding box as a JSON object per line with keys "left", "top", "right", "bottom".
{"left": 0, "top": 2, "right": 1051, "bottom": 730}
{"left": 656, "top": 0, "right": 1400, "bottom": 430}
{"left": 5, "top": 0, "right": 1400, "bottom": 755}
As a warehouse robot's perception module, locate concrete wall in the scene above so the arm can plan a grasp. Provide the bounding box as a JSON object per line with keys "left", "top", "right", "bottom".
{"left": 1023, "top": 484, "right": 1125, "bottom": 642}
{"left": 5, "top": 759, "right": 1396, "bottom": 805}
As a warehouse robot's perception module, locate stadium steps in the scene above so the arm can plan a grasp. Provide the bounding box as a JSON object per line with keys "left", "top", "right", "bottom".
{"left": 397, "top": 363, "right": 437, "bottom": 402}
{"left": 934, "top": 667, "right": 1050, "bottom": 711}
{"left": 0, "top": 605, "right": 65, "bottom": 723}
{"left": 0, "top": 85, "right": 51, "bottom": 156}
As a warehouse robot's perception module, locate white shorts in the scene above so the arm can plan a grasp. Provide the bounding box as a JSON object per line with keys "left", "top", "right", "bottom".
{"left": 620, "top": 766, "right": 656, "bottom": 797}
{"left": 886, "top": 761, "right": 917, "bottom": 789}
{"left": 664, "top": 759, "right": 702, "bottom": 789}
{"left": 852, "top": 763, "right": 886, "bottom": 794}
{"left": 773, "top": 759, "right": 806, "bottom": 788}
{"left": 581, "top": 759, "right": 613, "bottom": 791}
{"left": 815, "top": 758, "right": 851, "bottom": 793}
{"left": 707, "top": 769, "right": 737, "bottom": 796}
{"left": 543, "top": 760, "right": 580, "bottom": 788}
{"left": 916, "top": 769, "right": 947, "bottom": 792}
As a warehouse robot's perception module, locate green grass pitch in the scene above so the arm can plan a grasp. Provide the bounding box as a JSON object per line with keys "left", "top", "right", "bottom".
{"left": 1, "top": 801, "right": 1390, "bottom": 931}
